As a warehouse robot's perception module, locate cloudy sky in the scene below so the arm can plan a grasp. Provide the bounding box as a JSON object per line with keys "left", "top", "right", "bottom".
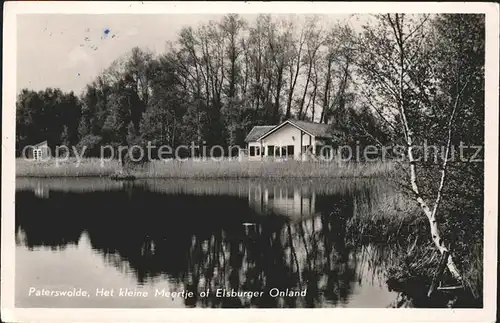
{"left": 17, "top": 14, "right": 358, "bottom": 95}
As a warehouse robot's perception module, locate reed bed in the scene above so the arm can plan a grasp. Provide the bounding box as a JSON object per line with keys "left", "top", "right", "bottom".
{"left": 16, "top": 158, "right": 120, "bottom": 177}
{"left": 139, "top": 158, "right": 394, "bottom": 179}
{"left": 16, "top": 158, "right": 394, "bottom": 179}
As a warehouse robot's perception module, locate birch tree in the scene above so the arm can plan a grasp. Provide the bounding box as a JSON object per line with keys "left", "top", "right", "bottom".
{"left": 355, "top": 14, "right": 484, "bottom": 283}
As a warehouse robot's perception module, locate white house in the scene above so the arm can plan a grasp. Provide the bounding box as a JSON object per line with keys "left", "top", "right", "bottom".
{"left": 27, "top": 140, "right": 50, "bottom": 161}
{"left": 244, "top": 120, "right": 334, "bottom": 161}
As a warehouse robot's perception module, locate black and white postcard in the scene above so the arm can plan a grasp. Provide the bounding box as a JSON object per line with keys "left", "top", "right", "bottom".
{"left": 2, "top": 2, "right": 498, "bottom": 323}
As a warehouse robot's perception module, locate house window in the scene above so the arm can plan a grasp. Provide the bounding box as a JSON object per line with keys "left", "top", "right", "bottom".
{"left": 315, "top": 145, "right": 322, "bottom": 156}
{"left": 268, "top": 145, "right": 275, "bottom": 157}
{"left": 255, "top": 147, "right": 260, "bottom": 156}
{"left": 249, "top": 146, "right": 255, "bottom": 156}
{"left": 281, "top": 146, "right": 287, "bottom": 157}
{"left": 275, "top": 146, "right": 281, "bottom": 157}
{"left": 321, "top": 146, "right": 332, "bottom": 159}
{"left": 287, "top": 145, "right": 294, "bottom": 156}
{"left": 34, "top": 149, "right": 42, "bottom": 160}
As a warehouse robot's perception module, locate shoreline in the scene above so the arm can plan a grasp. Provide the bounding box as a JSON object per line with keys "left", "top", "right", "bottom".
{"left": 16, "top": 158, "right": 395, "bottom": 179}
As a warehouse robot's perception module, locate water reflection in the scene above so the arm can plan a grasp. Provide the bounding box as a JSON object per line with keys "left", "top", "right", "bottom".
{"left": 34, "top": 182, "right": 49, "bottom": 199}
{"left": 16, "top": 178, "right": 398, "bottom": 308}
{"left": 248, "top": 184, "right": 316, "bottom": 219}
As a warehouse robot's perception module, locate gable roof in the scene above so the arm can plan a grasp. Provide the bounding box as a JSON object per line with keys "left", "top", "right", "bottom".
{"left": 255, "top": 119, "right": 332, "bottom": 141}
{"left": 245, "top": 126, "right": 276, "bottom": 143}
{"left": 288, "top": 120, "right": 332, "bottom": 138}
{"left": 34, "top": 140, "right": 48, "bottom": 147}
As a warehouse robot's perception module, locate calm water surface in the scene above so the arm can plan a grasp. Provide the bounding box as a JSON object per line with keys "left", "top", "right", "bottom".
{"left": 16, "top": 178, "right": 400, "bottom": 308}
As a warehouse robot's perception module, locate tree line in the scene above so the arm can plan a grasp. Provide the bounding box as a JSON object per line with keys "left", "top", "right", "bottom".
{"left": 16, "top": 14, "right": 483, "bottom": 159}
{"left": 16, "top": 14, "right": 389, "bottom": 156}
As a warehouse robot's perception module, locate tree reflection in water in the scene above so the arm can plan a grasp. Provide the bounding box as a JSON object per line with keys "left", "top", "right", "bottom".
{"left": 16, "top": 180, "right": 398, "bottom": 308}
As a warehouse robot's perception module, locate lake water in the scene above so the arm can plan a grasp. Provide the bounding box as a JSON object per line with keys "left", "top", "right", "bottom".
{"left": 15, "top": 177, "right": 401, "bottom": 308}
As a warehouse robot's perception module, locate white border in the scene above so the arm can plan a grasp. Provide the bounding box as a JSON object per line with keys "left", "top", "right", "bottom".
{"left": 2, "top": 2, "right": 498, "bottom": 323}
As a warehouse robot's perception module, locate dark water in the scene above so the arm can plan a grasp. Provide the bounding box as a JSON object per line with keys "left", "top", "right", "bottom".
{"left": 15, "top": 178, "right": 400, "bottom": 308}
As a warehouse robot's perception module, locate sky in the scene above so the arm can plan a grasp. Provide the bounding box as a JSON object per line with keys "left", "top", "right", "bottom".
{"left": 17, "top": 14, "right": 360, "bottom": 95}
{"left": 17, "top": 14, "right": 231, "bottom": 94}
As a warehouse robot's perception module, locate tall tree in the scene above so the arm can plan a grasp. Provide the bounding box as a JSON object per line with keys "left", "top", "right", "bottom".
{"left": 298, "top": 17, "right": 324, "bottom": 120}
{"left": 140, "top": 54, "right": 186, "bottom": 148}
{"left": 284, "top": 17, "right": 306, "bottom": 119}
{"left": 319, "top": 24, "right": 355, "bottom": 124}
{"left": 355, "top": 13, "right": 484, "bottom": 283}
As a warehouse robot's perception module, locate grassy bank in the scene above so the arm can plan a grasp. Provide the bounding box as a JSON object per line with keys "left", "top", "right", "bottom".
{"left": 16, "top": 158, "right": 121, "bottom": 177}
{"left": 16, "top": 158, "right": 394, "bottom": 179}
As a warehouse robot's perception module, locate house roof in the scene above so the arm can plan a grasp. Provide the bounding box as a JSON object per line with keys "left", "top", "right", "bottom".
{"left": 254, "top": 119, "right": 332, "bottom": 141}
{"left": 34, "top": 140, "right": 48, "bottom": 147}
{"left": 245, "top": 126, "right": 276, "bottom": 143}
{"left": 288, "top": 120, "right": 332, "bottom": 138}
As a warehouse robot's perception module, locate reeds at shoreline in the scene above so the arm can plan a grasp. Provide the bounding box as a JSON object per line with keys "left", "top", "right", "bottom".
{"left": 346, "top": 189, "right": 483, "bottom": 306}
{"left": 16, "top": 158, "right": 395, "bottom": 179}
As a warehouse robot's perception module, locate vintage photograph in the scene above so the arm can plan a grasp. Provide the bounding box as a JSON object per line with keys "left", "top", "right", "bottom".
{"left": 2, "top": 2, "right": 498, "bottom": 322}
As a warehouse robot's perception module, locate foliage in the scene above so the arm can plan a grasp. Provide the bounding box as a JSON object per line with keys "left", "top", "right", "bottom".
{"left": 16, "top": 14, "right": 373, "bottom": 155}
{"left": 354, "top": 13, "right": 484, "bottom": 298}
{"left": 16, "top": 88, "right": 81, "bottom": 155}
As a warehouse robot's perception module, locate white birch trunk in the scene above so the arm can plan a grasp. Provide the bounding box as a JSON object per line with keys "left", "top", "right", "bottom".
{"left": 399, "top": 82, "right": 466, "bottom": 283}
{"left": 387, "top": 13, "right": 464, "bottom": 283}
